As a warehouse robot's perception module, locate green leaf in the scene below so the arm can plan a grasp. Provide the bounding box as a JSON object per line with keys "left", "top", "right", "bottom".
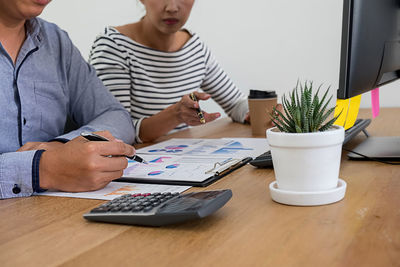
{"left": 274, "top": 80, "right": 336, "bottom": 133}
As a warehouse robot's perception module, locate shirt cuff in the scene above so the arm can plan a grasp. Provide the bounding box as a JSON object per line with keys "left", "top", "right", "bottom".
{"left": 32, "top": 150, "right": 47, "bottom": 193}
{"left": 0, "top": 150, "right": 36, "bottom": 199}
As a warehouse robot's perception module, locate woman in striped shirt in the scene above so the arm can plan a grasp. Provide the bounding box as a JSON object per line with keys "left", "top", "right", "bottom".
{"left": 89, "top": 0, "right": 249, "bottom": 143}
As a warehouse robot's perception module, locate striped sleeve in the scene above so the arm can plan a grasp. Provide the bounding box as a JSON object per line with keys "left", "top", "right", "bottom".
{"left": 88, "top": 29, "right": 143, "bottom": 143}
{"left": 201, "top": 45, "right": 248, "bottom": 122}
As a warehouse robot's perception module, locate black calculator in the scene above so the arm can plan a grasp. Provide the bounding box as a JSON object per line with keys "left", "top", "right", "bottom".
{"left": 83, "top": 189, "right": 232, "bottom": 226}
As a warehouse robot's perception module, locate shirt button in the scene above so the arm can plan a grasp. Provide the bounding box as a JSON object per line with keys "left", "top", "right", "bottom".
{"left": 12, "top": 184, "right": 21, "bottom": 194}
{"left": 23, "top": 118, "right": 27, "bottom": 125}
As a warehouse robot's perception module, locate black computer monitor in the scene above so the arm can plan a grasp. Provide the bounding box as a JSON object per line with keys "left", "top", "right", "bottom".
{"left": 338, "top": 0, "right": 400, "bottom": 161}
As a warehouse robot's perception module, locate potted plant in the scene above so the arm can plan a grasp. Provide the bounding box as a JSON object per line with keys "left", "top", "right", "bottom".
{"left": 267, "top": 81, "right": 346, "bottom": 206}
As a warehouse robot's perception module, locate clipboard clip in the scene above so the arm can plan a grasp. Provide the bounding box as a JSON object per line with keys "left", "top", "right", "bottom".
{"left": 205, "top": 158, "right": 242, "bottom": 175}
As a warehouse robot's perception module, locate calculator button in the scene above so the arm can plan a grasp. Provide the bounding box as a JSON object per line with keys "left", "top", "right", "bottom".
{"left": 129, "top": 203, "right": 140, "bottom": 209}
{"left": 90, "top": 207, "right": 109, "bottom": 213}
{"left": 110, "top": 207, "right": 121, "bottom": 212}
{"left": 132, "top": 206, "right": 144, "bottom": 212}
{"left": 143, "top": 206, "right": 153, "bottom": 212}
{"left": 121, "top": 207, "right": 132, "bottom": 212}
{"left": 152, "top": 202, "right": 161, "bottom": 207}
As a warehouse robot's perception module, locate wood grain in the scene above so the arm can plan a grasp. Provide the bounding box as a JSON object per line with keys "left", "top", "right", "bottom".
{"left": 1, "top": 108, "right": 399, "bottom": 267}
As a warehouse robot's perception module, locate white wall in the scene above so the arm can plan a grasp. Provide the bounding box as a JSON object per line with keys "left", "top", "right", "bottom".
{"left": 40, "top": 0, "right": 400, "bottom": 116}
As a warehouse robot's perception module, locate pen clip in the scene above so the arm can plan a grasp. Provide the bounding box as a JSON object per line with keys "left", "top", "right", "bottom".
{"left": 190, "top": 92, "right": 197, "bottom": 101}
{"left": 205, "top": 158, "right": 241, "bottom": 175}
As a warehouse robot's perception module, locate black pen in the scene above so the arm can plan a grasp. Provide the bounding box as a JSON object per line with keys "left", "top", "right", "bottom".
{"left": 80, "top": 132, "right": 148, "bottom": 164}
{"left": 190, "top": 92, "right": 206, "bottom": 124}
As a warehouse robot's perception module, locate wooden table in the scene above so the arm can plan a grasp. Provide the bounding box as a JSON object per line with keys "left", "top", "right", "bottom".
{"left": 1, "top": 108, "right": 399, "bottom": 267}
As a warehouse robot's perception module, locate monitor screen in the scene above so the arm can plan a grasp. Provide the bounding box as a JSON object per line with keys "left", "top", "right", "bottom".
{"left": 337, "top": 0, "right": 400, "bottom": 99}
{"left": 337, "top": 0, "right": 400, "bottom": 161}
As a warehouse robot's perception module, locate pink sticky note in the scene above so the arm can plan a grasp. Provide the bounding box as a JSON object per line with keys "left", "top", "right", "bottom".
{"left": 371, "top": 88, "right": 380, "bottom": 118}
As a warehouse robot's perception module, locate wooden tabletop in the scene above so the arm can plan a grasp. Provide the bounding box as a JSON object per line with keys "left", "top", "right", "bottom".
{"left": 1, "top": 108, "right": 399, "bottom": 267}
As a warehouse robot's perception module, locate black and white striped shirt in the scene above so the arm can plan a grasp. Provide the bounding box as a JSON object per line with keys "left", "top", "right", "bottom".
{"left": 89, "top": 26, "right": 247, "bottom": 143}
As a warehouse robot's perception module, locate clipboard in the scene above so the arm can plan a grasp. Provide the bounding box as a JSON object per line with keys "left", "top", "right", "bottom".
{"left": 116, "top": 156, "right": 253, "bottom": 187}
{"left": 116, "top": 138, "right": 267, "bottom": 187}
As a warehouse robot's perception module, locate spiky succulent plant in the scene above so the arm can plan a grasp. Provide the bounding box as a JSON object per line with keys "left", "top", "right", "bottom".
{"left": 270, "top": 81, "right": 339, "bottom": 133}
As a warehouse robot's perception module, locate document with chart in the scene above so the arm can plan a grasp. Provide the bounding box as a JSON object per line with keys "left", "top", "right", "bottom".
{"left": 118, "top": 138, "right": 268, "bottom": 186}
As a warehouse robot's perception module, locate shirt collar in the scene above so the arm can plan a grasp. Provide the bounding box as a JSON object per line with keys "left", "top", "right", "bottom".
{"left": 25, "top": 17, "right": 43, "bottom": 46}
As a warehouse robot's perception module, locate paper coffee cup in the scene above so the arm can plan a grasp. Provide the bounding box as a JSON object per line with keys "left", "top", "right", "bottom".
{"left": 248, "top": 90, "right": 277, "bottom": 136}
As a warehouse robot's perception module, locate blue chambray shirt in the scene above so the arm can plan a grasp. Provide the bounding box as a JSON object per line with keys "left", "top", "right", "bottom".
{"left": 0, "top": 18, "right": 135, "bottom": 199}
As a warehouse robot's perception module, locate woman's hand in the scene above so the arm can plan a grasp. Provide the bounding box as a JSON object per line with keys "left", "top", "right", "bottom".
{"left": 176, "top": 91, "right": 221, "bottom": 126}
{"left": 270, "top": 103, "right": 284, "bottom": 126}
{"left": 139, "top": 92, "right": 222, "bottom": 142}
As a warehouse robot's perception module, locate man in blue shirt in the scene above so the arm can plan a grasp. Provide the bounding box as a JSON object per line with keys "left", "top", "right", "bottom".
{"left": 0, "top": 0, "right": 136, "bottom": 199}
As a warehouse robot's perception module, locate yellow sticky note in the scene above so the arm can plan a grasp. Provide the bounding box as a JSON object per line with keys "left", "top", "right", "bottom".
{"left": 344, "top": 95, "right": 361, "bottom": 129}
{"left": 334, "top": 95, "right": 362, "bottom": 130}
{"left": 334, "top": 99, "right": 350, "bottom": 127}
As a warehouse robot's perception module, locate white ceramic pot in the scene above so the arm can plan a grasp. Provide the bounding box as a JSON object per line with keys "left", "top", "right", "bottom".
{"left": 266, "top": 125, "right": 344, "bottom": 192}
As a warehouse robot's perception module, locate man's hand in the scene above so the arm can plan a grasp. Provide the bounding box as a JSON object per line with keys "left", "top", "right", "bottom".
{"left": 38, "top": 131, "right": 135, "bottom": 192}
{"left": 175, "top": 92, "right": 221, "bottom": 126}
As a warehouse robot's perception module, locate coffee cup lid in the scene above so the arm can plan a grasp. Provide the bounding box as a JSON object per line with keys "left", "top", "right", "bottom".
{"left": 248, "top": 89, "right": 277, "bottom": 99}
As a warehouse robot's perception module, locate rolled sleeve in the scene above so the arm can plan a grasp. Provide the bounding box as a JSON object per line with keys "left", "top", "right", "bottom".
{"left": 0, "top": 150, "right": 37, "bottom": 199}
{"left": 65, "top": 38, "right": 135, "bottom": 144}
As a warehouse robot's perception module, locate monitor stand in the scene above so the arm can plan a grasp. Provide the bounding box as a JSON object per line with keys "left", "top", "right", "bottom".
{"left": 343, "top": 119, "right": 371, "bottom": 144}
{"left": 347, "top": 136, "right": 400, "bottom": 161}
